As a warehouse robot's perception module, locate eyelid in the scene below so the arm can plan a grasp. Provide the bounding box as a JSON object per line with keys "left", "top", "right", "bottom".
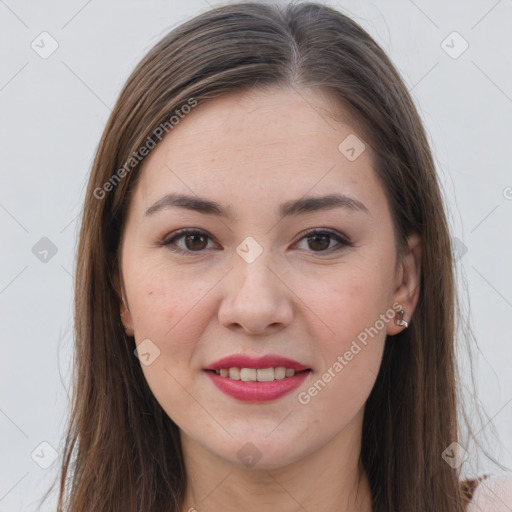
{"left": 294, "top": 227, "right": 353, "bottom": 249}
{"left": 160, "top": 228, "right": 218, "bottom": 253}
{"left": 160, "top": 227, "right": 353, "bottom": 255}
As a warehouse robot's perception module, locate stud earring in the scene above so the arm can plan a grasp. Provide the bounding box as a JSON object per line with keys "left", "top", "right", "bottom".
{"left": 395, "top": 310, "right": 408, "bottom": 328}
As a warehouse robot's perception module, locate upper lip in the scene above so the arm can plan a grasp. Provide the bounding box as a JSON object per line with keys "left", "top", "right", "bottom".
{"left": 204, "top": 354, "right": 310, "bottom": 372}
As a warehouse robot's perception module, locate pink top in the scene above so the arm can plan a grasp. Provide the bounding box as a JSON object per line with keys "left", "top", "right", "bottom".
{"left": 465, "top": 473, "right": 512, "bottom": 511}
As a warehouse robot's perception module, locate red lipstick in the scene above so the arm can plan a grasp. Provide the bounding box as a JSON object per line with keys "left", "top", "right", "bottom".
{"left": 204, "top": 354, "right": 311, "bottom": 402}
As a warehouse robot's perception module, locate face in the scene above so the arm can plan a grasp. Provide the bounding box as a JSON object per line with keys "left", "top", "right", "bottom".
{"left": 117, "top": 86, "right": 419, "bottom": 470}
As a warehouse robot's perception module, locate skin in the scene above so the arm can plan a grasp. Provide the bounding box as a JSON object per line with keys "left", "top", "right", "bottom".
{"left": 116, "top": 85, "right": 421, "bottom": 512}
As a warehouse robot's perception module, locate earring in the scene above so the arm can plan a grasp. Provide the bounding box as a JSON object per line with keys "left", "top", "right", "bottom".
{"left": 395, "top": 310, "right": 408, "bottom": 328}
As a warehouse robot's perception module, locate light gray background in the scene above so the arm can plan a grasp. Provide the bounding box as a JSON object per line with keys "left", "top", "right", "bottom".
{"left": 1, "top": 0, "right": 511, "bottom": 510}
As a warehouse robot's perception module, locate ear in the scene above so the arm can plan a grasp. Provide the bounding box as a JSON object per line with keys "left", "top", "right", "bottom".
{"left": 386, "top": 233, "right": 421, "bottom": 335}
{"left": 114, "top": 271, "right": 134, "bottom": 337}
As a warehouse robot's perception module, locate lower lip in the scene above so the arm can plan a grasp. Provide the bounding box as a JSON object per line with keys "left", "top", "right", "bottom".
{"left": 205, "top": 370, "right": 311, "bottom": 402}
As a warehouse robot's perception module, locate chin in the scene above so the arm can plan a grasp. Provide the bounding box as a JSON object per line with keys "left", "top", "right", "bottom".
{"left": 201, "top": 433, "right": 313, "bottom": 471}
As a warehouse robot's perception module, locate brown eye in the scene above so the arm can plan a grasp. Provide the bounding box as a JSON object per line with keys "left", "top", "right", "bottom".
{"left": 162, "top": 228, "right": 352, "bottom": 256}
{"left": 307, "top": 233, "right": 331, "bottom": 251}
{"left": 183, "top": 233, "right": 208, "bottom": 251}
{"left": 295, "top": 228, "right": 352, "bottom": 253}
{"left": 162, "top": 229, "right": 215, "bottom": 254}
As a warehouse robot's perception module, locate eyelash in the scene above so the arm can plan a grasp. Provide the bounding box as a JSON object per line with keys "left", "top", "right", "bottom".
{"left": 160, "top": 228, "right": 353, "bottom": 255}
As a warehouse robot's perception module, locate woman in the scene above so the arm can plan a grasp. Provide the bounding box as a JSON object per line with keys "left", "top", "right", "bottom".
{"left": 53, "top": 1, "right": 511, "bottom": 510}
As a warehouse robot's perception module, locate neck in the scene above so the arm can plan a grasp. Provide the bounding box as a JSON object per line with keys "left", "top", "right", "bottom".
{"left": 179, "top": 421, "right": 373, "bottom": 512}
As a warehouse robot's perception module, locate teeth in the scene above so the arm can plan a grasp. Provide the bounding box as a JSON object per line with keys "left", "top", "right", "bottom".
{"left": 240, "top": 368, "right": 257, "bottom": 382}
{"left": 256, "top": 368, "right": 274, "bottom": 382}
{"left": 274, "top": 367, "right": 286, "bottom": 380}
{"left": 228, "top": 367, "right": 240, "bottom": 380}
{"left": 213, "top": 366, "right": 299, "bottom": 381}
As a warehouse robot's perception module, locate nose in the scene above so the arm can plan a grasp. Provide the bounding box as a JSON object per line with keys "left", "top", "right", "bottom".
{"left": 217, "top": 250, "right": 294, "bottom": 336}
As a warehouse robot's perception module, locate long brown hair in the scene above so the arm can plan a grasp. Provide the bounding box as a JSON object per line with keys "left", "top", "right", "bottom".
{"left": 50, "top": 2, "right": 500, "bottom": 510}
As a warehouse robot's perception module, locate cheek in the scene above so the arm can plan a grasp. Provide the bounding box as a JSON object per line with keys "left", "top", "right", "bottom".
{"left": 298, "top": 260, "right": 394, "bottom": 350}
{"left": 295, "top": 276, "right": 388, "bottom": 425}
{"left": 126, "top": 260, "right": 217, "bottom": 345}
{"left": 290, "top": 260, "right": 392, "bottom": 412}
{"left": 125, "top": 263, "right": 225, "bottom": 414}
{"left": 311, "top": 283, "right": 386, "bottom": 391}
{"left": 127, "top": 267, "right": 216, "bottom": 424}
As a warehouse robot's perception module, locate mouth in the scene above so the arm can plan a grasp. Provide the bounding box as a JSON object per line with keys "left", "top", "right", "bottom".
{"left": 203, "top": 354, "right": 312, "bottom": 402}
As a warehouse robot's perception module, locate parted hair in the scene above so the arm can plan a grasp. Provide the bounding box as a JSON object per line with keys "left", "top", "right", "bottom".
{"left": 51, "top": 2, "right": 494, "bottom": 510}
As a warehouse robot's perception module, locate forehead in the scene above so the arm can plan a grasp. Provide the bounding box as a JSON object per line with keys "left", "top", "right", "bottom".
{"left": 131, "top": 86, "right": 386, "bottom": 220}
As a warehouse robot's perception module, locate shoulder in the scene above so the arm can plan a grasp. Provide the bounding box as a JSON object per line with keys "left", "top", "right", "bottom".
{"left": 465, "top": 472, "right": 512, "bottom": 512}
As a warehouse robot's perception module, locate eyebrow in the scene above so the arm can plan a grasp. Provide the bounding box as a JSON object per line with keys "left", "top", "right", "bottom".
{"left": 144, "top": 192, "right": 369, "bottom": 219}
